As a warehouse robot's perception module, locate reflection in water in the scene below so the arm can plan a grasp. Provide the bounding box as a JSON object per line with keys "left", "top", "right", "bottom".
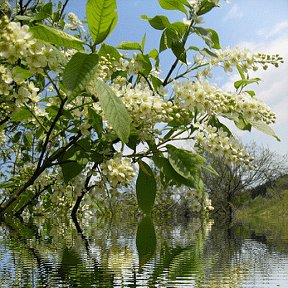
{"left": 0, "top": 216, "right": 288, "bottom": 287}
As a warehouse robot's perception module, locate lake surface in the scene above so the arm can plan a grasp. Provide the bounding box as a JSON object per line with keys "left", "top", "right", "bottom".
{"left": 0, "top": 215, "right": 288, "bottom": 287}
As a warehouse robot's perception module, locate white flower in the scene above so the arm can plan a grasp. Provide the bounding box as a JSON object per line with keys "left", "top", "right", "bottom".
{"left": 101, "top": 155, "right": 136, "bottom": 188}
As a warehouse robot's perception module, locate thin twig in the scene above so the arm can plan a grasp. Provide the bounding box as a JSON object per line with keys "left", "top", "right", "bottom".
{"left": 58, "top": 0, "right": 70, "bottom": 21}
{"left": 162, "top": 20, "right": 195, "bottom": 86}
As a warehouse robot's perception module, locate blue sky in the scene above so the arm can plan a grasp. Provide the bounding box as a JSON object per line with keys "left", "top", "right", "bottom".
{"left": 68, "top": 0, "right": 288, "bottom": 155}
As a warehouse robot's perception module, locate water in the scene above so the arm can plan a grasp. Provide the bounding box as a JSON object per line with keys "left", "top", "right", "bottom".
{"left": 0, "top": 215, "right": 288, "bottom": 287}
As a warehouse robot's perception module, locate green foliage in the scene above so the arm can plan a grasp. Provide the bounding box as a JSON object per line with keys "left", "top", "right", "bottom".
{"left": 153, "top": 156, "right": 194, "bottom": 187}
{"left": 31, "top": 2, "right": 52, "bottom": 22}
{"left": 88, "top": 108, "right": 103, "bottom": 137}
{"left": 136, "top": 216, "right": 157, "bottom": 270}
{"left": 86, "top": 0, "right": 118, "bottom": 45}
{"left": 10, "top": 108, "right": 33, "bottom": 122}
{"left": 0, "top": 0, "right": 282, "bottom": 219}
{"left": 141, "top": 14, "right": 171, "bottom": 30}
{"left": 117, "top": 41, "right": 142, "bottom": 52}
{"left": 194, "top": 27, "right": 221, "bottom": 49}
{"left": 94, "top": 79, "right": 131, "bottom": 143}
{"left": 63, "top": 52, "right": 99, "bottom": 97}
{"left": 30, "top": 24, "right": 85, "bottom": 50}
{"left": 196, "top": 0, "right": 220, "bottom": 15}
{"left": 60, "top": 139, "right": 91, "bottom": 184}
{"left": 158, "top": 0, "right": 189, "bottom": 14}
{"left": 167, "top": 145, "right": 205, "bottom": 189}
{"left": 98, "top": 43, "right": 121, "bottom": 60}
{"left": 249, "top": 120, "right": 280, "bottom": 141}
{"left": 136, "top": 161, "right": 157, "bottom": 214}
{"left": 234, "top": 78, "right": 261, "bottom": 89}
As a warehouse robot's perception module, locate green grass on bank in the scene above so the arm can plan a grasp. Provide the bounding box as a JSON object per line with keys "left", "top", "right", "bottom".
{"left": 237, "top": 189, "right": 288, "bottom": 219}
{"left": 236, "top": 186, "right": 288, "bottom": 251}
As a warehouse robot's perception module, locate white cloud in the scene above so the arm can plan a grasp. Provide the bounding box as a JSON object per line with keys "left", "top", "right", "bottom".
{"left": 258, "top": 20, "right": 288, "bottom": 39}
{"left": 222, "top": 4, "right": 244, "bottom": 22}
{"left": 221, "top": 24, "right": 288, "bottom": 155}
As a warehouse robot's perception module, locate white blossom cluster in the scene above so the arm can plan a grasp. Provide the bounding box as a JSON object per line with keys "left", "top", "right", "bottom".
{"left": 111, "top": 78, "right": 175, "bottom": 139}
{"left": 65, "top": 12, "right": 82, "bottom": 30}
{"left": 0, "top": 129, "right": 5, "bottom": 146}
{"left": 94, "top": 54, "right": 143, "bottom": 81}
{"left": 88, "top": 67, "right": 180, "bottom": 141}
{"left": 235, "top": 93, "right": 276, "bottom": 125}
{"left": 0, "top": 16, "right": 61, "bottom": 73}
{"left": 0, "top": 0, "right": 10, "bottom": 12}
{"left": 173, "top": 80, "right": 276, "bottom": 124}
{"left": 0, "top": 64, "right": 46, "bottom": 117}
{"left": 185, "top": 189, "right": 214, "bottom": 213}
{"left": 101, "top": 154, "right": 136, "bottom": 188}
{"left": 195, "top": 47, "right": 284, "bottom": 76}
{"left": 195, "top": 124, "right": 253, "bottom": 167}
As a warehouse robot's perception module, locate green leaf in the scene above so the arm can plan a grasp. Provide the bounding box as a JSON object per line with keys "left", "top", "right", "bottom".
{"left": 234, "top": 115, "right": 252, "bottom": 131}
{"left": 250, "top": 120, "right": 280, "bottom": 141}
{"left": 136, "top": 217, "right": 156, "bottom": 271}
{"left": 234, "top": 78, "right": 261, "bottom": 89}
{"left": 196, "top": 0, "right": 219, "bottom": 15}
{"left": 86, "top": 0, "right": 118, "bottom": 45}
{"left": 30, "top": 24, "right": 85, "bottom": 50}
{"left": 141, "top": 33, "right": 146, "bottom": 51}
{"left": 160, "top": 28, "right": 179, "bottom": 52}
{"left": 88, "top": 108, "right": 103, "bottom": 137}
{"left": 136, "top": 161, "right": 157, "bottom": 215}
{"left": 136, "top": 54, "right": 152, "bottom": 76}
{"left": 117, "top": 41, "right": 142, "bottom": 51}
{"left": 61, "top": 139, "right": 90, "bottom": 183}
{"left": 94, "top": 79, "right": 131, "bottom": 143}
{"left": 12, "top": 66, "right": 33, "bottom": 80}
{"left": 150, "top": 74, "right": 162, "bottom": 90}
{"left": 200, "top": 48, "right": 218, "bottom": 58}
{"left": 202, "top": 165, "right": 219, "bottom": 176}
{"left": 169, "top": 21, "right": 187, "bottom": 35}
{"left": 153, "top": 156, "right": 194, "bottom": 187}
{"left": 32, "top": 2, "right": 52, "bottom": 21}
{"left": 236, "top": 64, "right": 245, "bottom": 80}
{"left": 244, "top": 90, "right": 256, "bottom": 97}
{"left": 99, "top": 43, "right": 121, "bottom": 61}
{"left": 148, "top": 49, "right": 159, "bottom": 60}
{"left": 126, "top": 132, "right": 140, "bottom": 151}
{"left": 167, "top": 145, "right": 205, "bottom": 185}
{"left": 15, "top": 15, "right": 33, "bottom": 21}
{"left": 63, "top": 52, "right": 99, "bottom": 97}
{"left": 158, "top": 0, "right": 188, "bottom": 14}
{"left": 11, "top": 108, "right": 33, "bottom": 122}
{"left": 171, "top": 41, "right": 187, "bottom": 63}
{"left": 194, "top": 27, "right": 221, "bottom": 49}
{"left": 141, "top": 14, "right": 171, "bottom": 30}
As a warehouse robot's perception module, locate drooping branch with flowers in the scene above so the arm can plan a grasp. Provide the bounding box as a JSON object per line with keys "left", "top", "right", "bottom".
{"left": 0, "top": 0, "right": 283, "bottom": 219}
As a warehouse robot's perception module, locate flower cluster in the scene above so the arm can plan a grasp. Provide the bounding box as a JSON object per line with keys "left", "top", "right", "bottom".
{"left": 94, "top": 54, "right": 143, "bottom": 81}
{"left": 173, "top": 80, "right": 276, "bottom": 124}
{"left": 195, "top": 124, "right": 253, "bottom": 167}
{"left": 174, "top": 80, "right": 230, "bottom": 115}
{"left": 101, "top": 154, "right": 136, "bottom": 188}
{"left": 0, "top": 129, "right": 5, "bottom": 146}
{"left": 235, "top": 93, "right": 276, "bottom": 124}
{"left": 214, "top": 48, "right": 283, "bottom": 72}
{"left": 194, "top": 47, "right": 284, "bottom": 77}
{"left": 111, "top": 79, "right": 175, "bottom": 139}
{"left": 65, "top": 12, "right": 82, "bottom": 30}
{"left": 0, "top": 64, "right": 46, "bottom": 117}
{"left": 0, "top": 16, "right": 61, "bottom": 73}
{"left": 183, "top": 188, "right": 214, "bottom": 213}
